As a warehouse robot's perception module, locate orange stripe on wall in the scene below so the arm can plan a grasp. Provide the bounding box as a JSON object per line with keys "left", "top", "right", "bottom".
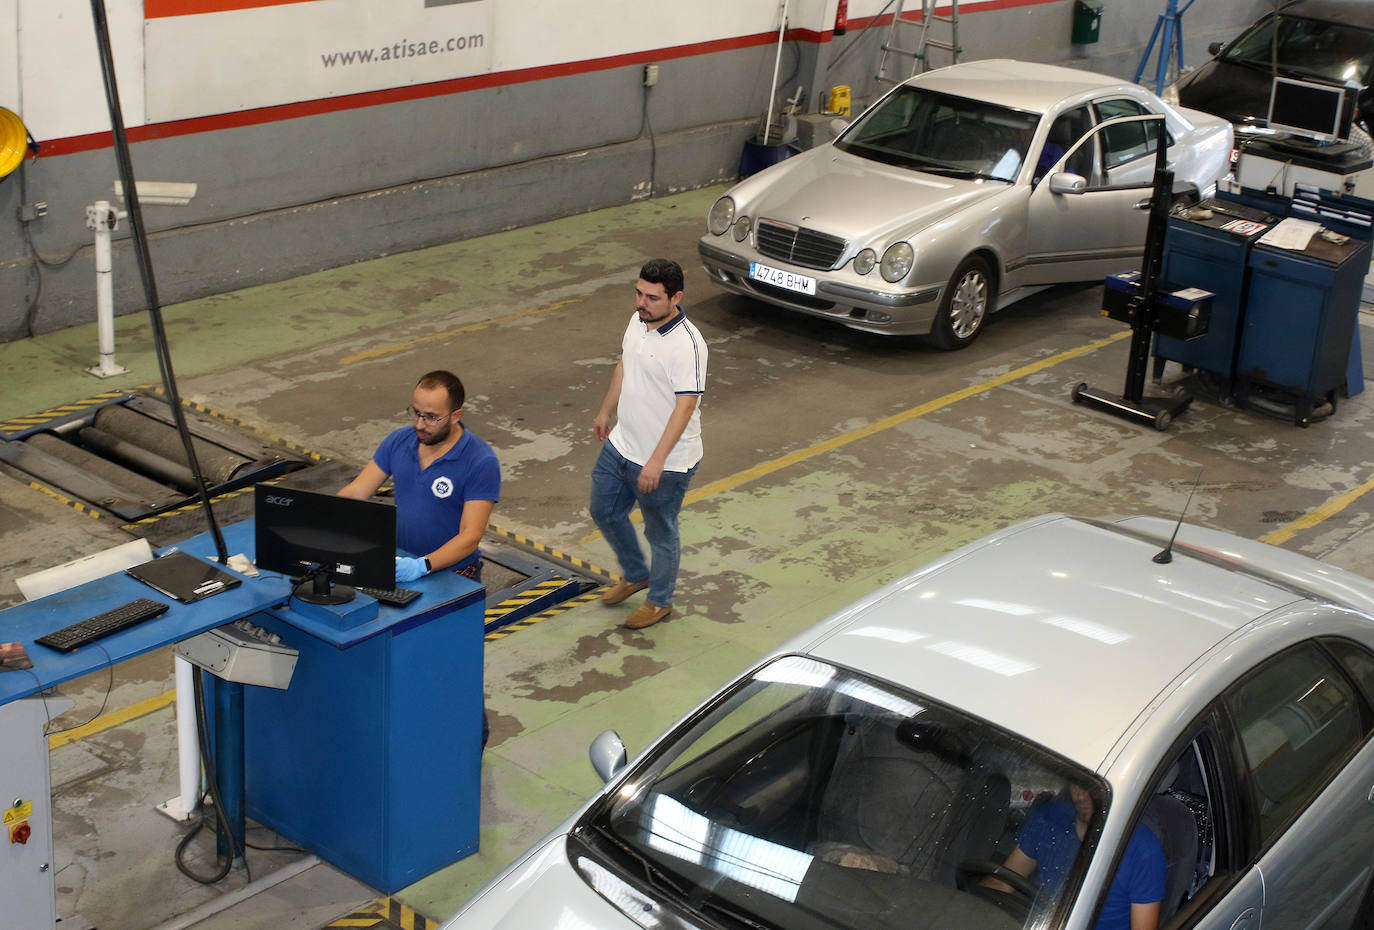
{"left": 145, "top": 0, "right": 319, "bottom": 17}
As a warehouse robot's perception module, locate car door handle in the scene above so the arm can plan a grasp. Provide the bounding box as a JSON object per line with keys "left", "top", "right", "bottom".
{"left": 1133, "top": 198, "right": 1154, "bottom": 210}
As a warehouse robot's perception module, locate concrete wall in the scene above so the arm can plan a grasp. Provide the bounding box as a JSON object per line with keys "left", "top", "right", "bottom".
{"left": 1, "top": 0, "right": 1274, "bottom": 342}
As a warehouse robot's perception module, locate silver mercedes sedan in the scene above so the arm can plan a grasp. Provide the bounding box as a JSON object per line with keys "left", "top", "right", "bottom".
{"left": 699, "top": 60, "right": 1234, "bottom": 348}
{"left": 445, "top": 513, "right": 1374, "bottom": 930}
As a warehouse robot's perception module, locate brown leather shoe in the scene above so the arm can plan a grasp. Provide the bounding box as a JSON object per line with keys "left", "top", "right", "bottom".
{"left": 600, "top": 579, "right": 648, "bottom": 605}
{"left": 625, "top": 603, "right": 671, "bottom": 629}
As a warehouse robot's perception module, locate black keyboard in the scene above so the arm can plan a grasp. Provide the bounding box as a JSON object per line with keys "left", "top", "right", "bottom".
{"left": 356, "top": 585, "right": 421, "bottom": 607}
{"left": 35, "top": 598, "right": 170, "bottom": 652}
{"left": 1198, "top": 197, "right": 1277, "bottom": 224}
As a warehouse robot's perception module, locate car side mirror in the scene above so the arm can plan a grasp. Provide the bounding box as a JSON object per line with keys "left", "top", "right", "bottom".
{"left": 1049, "top": 172, "right": 1087, "bottom": 195}
{"left": 589, "top": 729, "right": 628, "bottom": 783}
{"left": 1208, "top": 41, "right": 1223, "bottom": 56}
{"left": 829, "top": 118, "right": 850, "bottom": 139}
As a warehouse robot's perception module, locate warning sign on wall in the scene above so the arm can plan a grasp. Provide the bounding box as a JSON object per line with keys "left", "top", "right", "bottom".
{"left": 145, "top": 0, "right": 493, "bottom": 122}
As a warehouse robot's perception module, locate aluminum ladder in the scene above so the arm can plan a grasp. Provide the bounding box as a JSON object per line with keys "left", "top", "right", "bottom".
{"left": 876, "top": 0, "right": 962, "bottom": 85}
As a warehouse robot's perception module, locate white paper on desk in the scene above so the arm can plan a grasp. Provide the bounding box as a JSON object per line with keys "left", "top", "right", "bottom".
{"left": 1258, "top": 217, "right": 1323, "bottom": 251}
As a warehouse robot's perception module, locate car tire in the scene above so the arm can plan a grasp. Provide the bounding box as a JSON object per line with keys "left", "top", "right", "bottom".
{"left": 929, "top": 256, "right": 994, "bottom": 351}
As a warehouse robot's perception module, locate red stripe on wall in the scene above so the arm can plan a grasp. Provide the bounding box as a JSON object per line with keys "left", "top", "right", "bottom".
{"left": 39, "top": 0, "right": 1060, "bottom": 157}
{"left": 145, "top": 0, "right": 319, "bottom": 17}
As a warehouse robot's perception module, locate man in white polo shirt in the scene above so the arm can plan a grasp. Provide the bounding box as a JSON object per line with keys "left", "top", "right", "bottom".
{"left": 590, "top": 259, "right": 708, "bottom": 629}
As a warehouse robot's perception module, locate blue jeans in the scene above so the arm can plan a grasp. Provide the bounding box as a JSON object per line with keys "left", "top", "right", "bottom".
{"left": 590, "top": 441, "right": 697, "bottom": 607}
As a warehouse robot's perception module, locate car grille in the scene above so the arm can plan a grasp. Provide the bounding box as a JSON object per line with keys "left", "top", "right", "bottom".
{"left": 755, "top": 219, "right": 847, "bottom": 271}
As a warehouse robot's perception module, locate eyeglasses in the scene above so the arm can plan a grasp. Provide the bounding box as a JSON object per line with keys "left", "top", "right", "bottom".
{"left": 406, "top": 405, "right": 452, "bottom": 425}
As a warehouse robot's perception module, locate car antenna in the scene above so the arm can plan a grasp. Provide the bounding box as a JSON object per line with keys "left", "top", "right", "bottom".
{"left": 1154, "top": 467, "right": 1204, "bottom": 564}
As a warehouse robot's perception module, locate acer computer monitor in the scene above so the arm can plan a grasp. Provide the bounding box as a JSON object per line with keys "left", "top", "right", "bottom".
{"left": 1267, "top": 76, "right": 1355, "bottom": 143}
{"left": 254, "top": 485, "right": 395, "bottom": 605}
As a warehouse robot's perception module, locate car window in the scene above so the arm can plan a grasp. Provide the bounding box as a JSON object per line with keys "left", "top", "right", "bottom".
{"left": 1098, "top": 736, "right": 1229, "bottom": 930}
{"left": 836, "top": 85, "right": 1040, "bottom": 182}
{"left": 575, "top": 654, "right": 1104, "bottom": 930}
{"left": 1223, "top": 642, "right": 1365, "bottom": 844}
{"left": 1224, "top": 14, "right": 1374, "bottom": 86}
{"left": 1094, "top": 99, "right": 1168, "bottom": 170}
{"left": 1320, "top": 637, "right": 1374, "bottom": 720}
{"left": 1037, "top": 106, "right": 1094, "bottom": 183}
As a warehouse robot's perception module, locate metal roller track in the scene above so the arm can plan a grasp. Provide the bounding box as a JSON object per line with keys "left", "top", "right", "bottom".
{"left": 94, "top": 404, "right": 247, "bottom": 485}
{"left": 22, "top": 433, "right": 184, "bottom": 515}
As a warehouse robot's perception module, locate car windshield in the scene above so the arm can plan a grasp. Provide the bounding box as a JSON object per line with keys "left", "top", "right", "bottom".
{"left": 1223, "top": 13, "right": 1374, "bottom": 85}
{"left": 572, "top": 654, "right": 1106, "bottom": 930}
{"left": 834, "top": 85, "right": 1040, "bottom": 183}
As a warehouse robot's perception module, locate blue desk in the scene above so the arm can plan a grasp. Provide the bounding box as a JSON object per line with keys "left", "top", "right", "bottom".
{"left": 2, "top": 520, "right": 486, "bottom": 894}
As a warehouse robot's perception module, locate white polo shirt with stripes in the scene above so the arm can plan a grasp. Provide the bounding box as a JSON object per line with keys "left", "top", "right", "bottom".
{"left": 609, "top": 309, "right": 708, "bottom": 473}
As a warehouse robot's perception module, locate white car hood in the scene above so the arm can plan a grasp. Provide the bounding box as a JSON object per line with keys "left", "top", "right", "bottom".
{"left": 734, "top": 147, "right": 1008, "bottom": 243}
{"left": 449, "top": 834, "right": 646, "bottom": 930}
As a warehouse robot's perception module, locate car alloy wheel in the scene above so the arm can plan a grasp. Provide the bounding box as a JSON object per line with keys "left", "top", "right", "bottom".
{"left": 930, "top": 255, "right": 993, "bottom": 350}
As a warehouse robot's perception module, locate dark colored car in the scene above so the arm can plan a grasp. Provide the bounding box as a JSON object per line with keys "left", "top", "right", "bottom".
{"left": 1168, "top": 0, "right": 1374, "bottom": 142}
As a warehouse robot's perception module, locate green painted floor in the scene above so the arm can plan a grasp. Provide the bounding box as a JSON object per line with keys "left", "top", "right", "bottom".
{"left": 4, "top": 183, "right": 1374, "bottom": 930}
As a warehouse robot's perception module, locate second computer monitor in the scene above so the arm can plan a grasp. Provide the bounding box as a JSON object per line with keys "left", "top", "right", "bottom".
{"left": 254, "top": 485, "right": 395, "bottom": 604}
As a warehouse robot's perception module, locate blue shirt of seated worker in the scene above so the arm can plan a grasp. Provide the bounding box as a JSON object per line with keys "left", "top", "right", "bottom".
{"left": 1019, "top": 798, "right": 1166, "bottom": 930}
{"left": 374, "top": 424, "right": 500, "bottom": 572}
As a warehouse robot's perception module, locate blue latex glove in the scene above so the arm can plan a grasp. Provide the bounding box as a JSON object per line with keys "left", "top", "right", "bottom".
{"left": 395, "top": 555, "right": 427, "bottom": 584}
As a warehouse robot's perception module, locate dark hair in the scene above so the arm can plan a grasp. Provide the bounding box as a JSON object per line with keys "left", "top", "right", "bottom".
{"left": 639, "top": 258, "right": 684, "bottom": 298}
{"left": 417, "top": 370, "right": 465, "bottom": 410}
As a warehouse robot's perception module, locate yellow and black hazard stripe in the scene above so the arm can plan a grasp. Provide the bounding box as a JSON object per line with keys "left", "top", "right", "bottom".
{"left": 485, "top": 589, "right": 603, "bottom": 642}
{"left": 24, "top": 481, "right": 105, "bottom": 519}
{"left": 120, "top": 476, "right": 285, "bottom": 531}
{"left": 325, "top": 896, "right": 437, "bottom": 929}
{"left": 0, "top": 390, "right": 132, "bottom": 439}
{"left": 483, "top": 577, "right": 580, "bottom": 627}
{"left": 485, "top": 524, "right": 615, "bottom": 582}
{"left": 145, "top": 386, "right": 331, "bottom": 463}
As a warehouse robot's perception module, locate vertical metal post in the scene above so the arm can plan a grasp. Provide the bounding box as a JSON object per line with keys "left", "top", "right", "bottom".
{"left": 85, "top": 201, "right": 128, "bottom": 378}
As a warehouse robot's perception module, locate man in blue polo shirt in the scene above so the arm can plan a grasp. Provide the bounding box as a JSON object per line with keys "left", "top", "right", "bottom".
{"left": 341, "top": 369, "right": 500, "bottom": 582}
{"left": 984, "top": 784, "right": 1165, "bottom": 930}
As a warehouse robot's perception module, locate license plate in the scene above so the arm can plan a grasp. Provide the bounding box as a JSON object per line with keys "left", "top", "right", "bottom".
{"left": 750, "top": 262, "right": 816, "bottom": 295}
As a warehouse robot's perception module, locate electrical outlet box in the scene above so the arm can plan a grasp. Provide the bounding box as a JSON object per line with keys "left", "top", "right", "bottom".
{"left": 643, "top": 63, "right": 659, "bottom": 87}
{"left": 18, "top": 202, "right": 46, "bottom": 222}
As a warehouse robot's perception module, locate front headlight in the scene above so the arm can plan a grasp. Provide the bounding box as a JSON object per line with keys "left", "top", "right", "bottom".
{"left": 708, "top": 197, "right": 736, "bottom": 236}
{"left": 733, "top": 215, "right": 752, "bottom": 242}
{"left": 853, "top": 248, "right": 877, "bottom": 275}
{"left": 880, "top": 242, "right": 914, "bottom": 282}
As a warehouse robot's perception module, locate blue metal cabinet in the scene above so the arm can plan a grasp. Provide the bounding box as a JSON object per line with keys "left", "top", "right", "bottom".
{"left": 1236, "top": 234, "right": 1371, "bottom": 425}
{"left": 1154, "top": 213, "right": 1268, "bottom": 390}
{"left": 237, "top": 581, "right": 486, "bottom": 892}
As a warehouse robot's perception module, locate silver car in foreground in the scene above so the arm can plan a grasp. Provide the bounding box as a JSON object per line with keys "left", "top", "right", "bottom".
{"left": 445, "top": 513, "right": 1374, "bottom": 930}
{"left": 699, "top": 60, "right": 1233, "bottom": 348}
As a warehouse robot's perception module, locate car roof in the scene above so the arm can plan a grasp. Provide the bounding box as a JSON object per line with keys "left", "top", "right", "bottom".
{"left": 907, "top": 59, "right": 1142, "bottom": 113}
{"left": 796, "top": 514, "right": 1311, "bottom": 772}
{"left": 1269, "top": 0, "right": 1374, "bottom": 29}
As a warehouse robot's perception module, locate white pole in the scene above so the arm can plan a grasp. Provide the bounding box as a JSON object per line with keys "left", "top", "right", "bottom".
{"left": 155, "top": 656, "right": 202, "bottom": 822}
{"left": 86, "top": 200, "right": 127, "bottom": 378}
{"left": 764, "top": 0, "right": 790, "bottom": 144}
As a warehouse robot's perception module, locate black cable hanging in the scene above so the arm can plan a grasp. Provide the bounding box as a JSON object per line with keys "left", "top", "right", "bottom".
{"left": 87, "top": 0, "right": 243, "bottom": 884}
{"left": 86, "top": 0, "right": 228, "bottom": 564}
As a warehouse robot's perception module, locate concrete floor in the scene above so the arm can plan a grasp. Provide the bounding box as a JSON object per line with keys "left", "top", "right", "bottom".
{"left": 2, "top": 183, "right": 1373, "bottom": 929}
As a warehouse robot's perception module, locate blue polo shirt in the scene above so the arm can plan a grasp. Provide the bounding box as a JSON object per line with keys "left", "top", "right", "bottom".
{"left": 1019, "top": 799, "right": 1165, "bottom": 930}
{"left": 373, "top": 425, "right": 500, "bottom": 570}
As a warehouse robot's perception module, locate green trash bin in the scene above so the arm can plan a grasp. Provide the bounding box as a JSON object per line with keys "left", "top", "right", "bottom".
{"left": 1072, "top": 0, "right": 1102, "bottom": 44}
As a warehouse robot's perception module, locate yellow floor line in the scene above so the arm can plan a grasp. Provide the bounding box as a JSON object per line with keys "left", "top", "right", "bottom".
{"left": 581, "top": 329, "right": 1132, "bottom": 544}
{"left": 48, "top": 688, "right": 176, "bottom": 749}
{"left": 1261, "top": 472, "right": 1374, "bottom": 546}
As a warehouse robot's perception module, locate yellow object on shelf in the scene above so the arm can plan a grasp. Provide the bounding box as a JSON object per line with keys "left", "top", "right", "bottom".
{"left": 828, "top": 85, "right": 851, "bottom": 117}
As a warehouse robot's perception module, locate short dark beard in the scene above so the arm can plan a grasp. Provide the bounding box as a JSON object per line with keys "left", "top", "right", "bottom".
{"left": 417, "top": 418, "right": 453, "bottom": 446}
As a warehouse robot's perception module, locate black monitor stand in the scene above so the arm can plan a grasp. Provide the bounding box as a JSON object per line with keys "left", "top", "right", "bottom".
{"left": 293, "top": 566, "right": 356, "bottom": 606}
